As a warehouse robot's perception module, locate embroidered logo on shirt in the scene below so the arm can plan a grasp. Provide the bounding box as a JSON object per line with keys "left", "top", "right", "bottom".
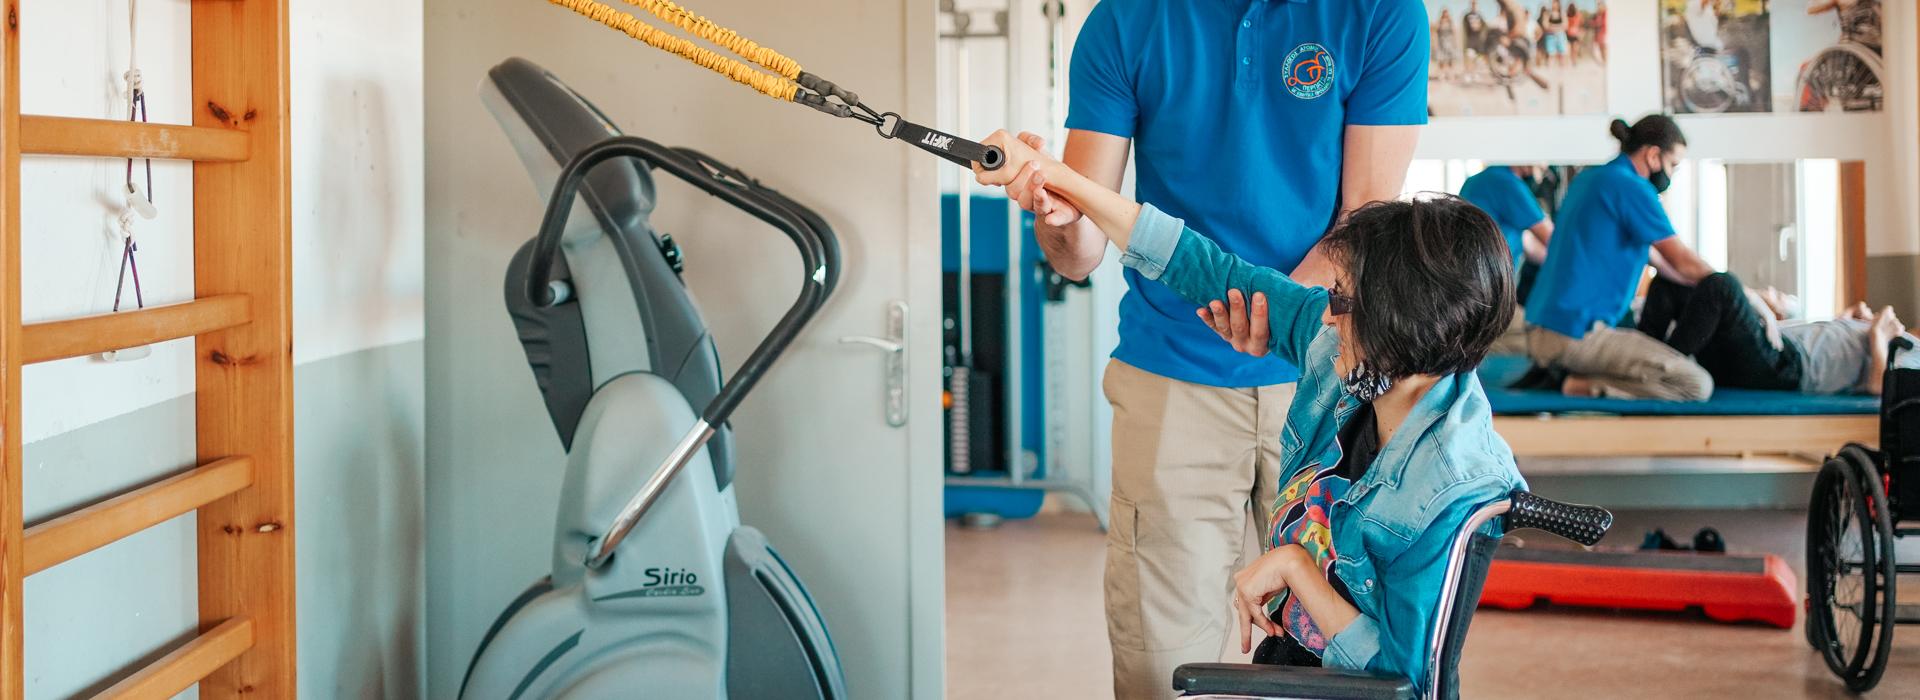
{"left": 1283, "top": 43, "right": 1335, "bottom": 100}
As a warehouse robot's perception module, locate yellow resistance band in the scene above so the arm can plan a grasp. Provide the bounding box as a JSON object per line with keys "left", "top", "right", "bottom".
{"left": 549, "top": 0, "right": 804, "bottom": 102}
{"left": 545, "top": 0, "right": 1006, "bottom": 170}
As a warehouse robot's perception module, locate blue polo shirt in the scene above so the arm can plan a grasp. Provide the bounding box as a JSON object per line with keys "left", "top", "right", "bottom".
{"left": 1525, "top": 155, "right": 1678, "bottom": 339}
{"left": 1068, "top": 0, "right": 1428, "bottom": 387}
{"left": 1458, "top": 166, "right": 1546, "bottom": 272}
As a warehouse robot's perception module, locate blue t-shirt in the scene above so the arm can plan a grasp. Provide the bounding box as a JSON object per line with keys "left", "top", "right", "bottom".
{"left": 1458, "top": 166, "right": 1545, "bottom": 273}
{"left": 1524, "top": 155, "right": 1678, "bottom": 339}
{"left": 1068, "top": 0, "right": 1429, "bottom": 387}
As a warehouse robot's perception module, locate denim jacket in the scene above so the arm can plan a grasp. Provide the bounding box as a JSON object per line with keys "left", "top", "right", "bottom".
{"left": 1122, "top": 203, "right": 1526, "bottom": 691}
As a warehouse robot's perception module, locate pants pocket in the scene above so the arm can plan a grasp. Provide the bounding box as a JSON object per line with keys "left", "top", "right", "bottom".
{"left": 1105, "top": 493, "right": 1144, "bottom": 650}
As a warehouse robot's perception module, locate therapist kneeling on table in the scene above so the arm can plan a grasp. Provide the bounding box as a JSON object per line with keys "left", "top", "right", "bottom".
{"left": 1522, "top": 114, "right": 1718, "bottom": 401}
{"left": 971, "top": 133, "right": 1526, "bottom": 694}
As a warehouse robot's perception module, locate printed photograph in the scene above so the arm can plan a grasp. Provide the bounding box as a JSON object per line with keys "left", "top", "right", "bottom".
{"left": 1661, "top": 0, "right": 1772, "bottom": 114}
{"left": 1426, "top": 0, "right": 1610, "bottom": 117}
{"left": 1774, "top": 0, "right": 1882, "bottom": 112}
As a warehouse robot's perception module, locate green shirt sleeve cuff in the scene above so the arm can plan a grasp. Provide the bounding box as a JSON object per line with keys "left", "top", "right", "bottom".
{"left": 1119, "top": 202, "right": 1182, "bottom": 280}
{"left": 1324, "top": 614, "right": 1383, "bottom": 672}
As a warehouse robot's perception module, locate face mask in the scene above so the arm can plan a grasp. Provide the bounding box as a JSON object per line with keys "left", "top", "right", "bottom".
{"left": 1646, "top": 152, "right": 1672, "bottom": 194}
{"left": 1648, "top": 167, "right": 1672, "bottom": 194}
{"left": 1343, "top": 361, "right": 1395, "bottom": 402}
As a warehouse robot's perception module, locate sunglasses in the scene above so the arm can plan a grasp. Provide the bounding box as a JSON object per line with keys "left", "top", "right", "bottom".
{"left": 1328, "top": 290, "right": 1355, "bottom": 316}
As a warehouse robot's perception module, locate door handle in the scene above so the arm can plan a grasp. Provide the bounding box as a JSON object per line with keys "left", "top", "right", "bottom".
{"left": 839, "top": 336, "right": 902, "bottom": 354}
{"left": 838, "top": 300, "right": 909, "bottom": 427}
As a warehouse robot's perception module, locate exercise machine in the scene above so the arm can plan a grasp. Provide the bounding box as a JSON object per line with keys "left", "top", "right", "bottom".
{"left": 458, "top": 57, "right": 846, "bottom": 699}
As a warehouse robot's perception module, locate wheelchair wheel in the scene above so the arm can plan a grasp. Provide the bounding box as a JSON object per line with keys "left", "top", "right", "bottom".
{"left": 1805, "top": 449, "right": 1897, "bottom": 692}
{"left": 1797, "top": 43, "right": 1884, "bottom": 113}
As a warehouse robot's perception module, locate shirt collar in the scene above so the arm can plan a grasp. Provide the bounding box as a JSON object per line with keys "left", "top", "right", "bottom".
{"left": 1354, "top": 373, "right": 1463, "bottom": 490}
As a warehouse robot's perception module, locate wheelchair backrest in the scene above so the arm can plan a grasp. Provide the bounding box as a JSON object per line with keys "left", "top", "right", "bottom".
{"left": 1433, "top": 532, "right": 1499, "bottom": 700}
{"left": 1883, "top": 339, "right": 1920, "bottom": 507}
{"left": 1426, "top": 492, "right": 1611, "bottom": 699}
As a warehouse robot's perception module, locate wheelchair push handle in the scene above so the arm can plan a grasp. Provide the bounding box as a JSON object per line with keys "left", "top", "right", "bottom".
{"left": 1505, "top": 491, "right": 1612, "bottom": 546}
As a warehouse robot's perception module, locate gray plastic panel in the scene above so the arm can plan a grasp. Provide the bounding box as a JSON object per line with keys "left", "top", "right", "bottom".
{"left": 725, "top": 527, "right": 847, "bottom": 699}
{"left": 483, "top": 57, "right": 734, "bottom": 485}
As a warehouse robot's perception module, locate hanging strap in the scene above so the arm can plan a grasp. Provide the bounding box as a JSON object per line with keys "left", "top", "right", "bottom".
{"left": 547, "top": 0, "right": 1002, "bottom": 169}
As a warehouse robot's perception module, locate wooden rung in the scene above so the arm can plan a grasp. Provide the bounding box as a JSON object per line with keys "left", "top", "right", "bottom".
{"left": 22, "top": 294, "right": 250, "bottom": 365}
{"left": 21, "top": 115, "right": 249, "bottom": 162}
{"left": 93, "top": 617, "right": 255, "bottom": 700}
{"left": 24, "top": 457, "right": 253, "bottom": 576}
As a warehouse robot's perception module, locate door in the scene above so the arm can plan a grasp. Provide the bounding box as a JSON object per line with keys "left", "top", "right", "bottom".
{"left": 1724, "top": 163, "right": 1800, "bottom": 296}
{"left": 423, "top": 1, "right": 945, "bottom": 698}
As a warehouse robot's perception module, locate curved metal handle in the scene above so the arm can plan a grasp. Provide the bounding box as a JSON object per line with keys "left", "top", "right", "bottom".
{"left": 836, "top": 301, "right": 909, "bottom": 428}
{"left": 529, "top": 136, "right": 834, "bottom": 429}
{"left": 586, "top": 421, "right": 716, "bottom": 569}
{"left": 839, "top": 335, "right": 903, "bottom": 353}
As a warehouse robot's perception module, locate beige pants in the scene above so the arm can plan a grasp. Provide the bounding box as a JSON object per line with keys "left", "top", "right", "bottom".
{"left": 1102, "top": 359, "right": 1293, "bottom": 700}
{"left": 1526, "top": 323, "right": 1714, "bottom": 401}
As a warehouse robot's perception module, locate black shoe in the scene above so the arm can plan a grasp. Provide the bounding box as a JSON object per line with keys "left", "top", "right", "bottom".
{"left": 1509, "top": 364, "right": 1568, "bottom": 392}
{"left": 1640, "top": 528, "right": 1683, "bottom": 551}
{"left": 1692, "top": 527, "right": 1725, "bottom": 553}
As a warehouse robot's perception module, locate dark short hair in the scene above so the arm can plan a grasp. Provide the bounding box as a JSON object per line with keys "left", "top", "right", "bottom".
{"left": 1610, "top": 114, "right": 1687, "bottom": 154}
{"left": 1321, "top": 196, "right": 1515, "bottom": 379}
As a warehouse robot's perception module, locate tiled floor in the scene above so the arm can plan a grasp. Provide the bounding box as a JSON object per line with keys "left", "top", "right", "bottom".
{"left": 946, "top": 509, "right": 1920, "bottom": 699}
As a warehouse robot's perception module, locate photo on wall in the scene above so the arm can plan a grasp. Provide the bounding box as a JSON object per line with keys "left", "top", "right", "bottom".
{"left": 1425, "top": 0, "right": 1609, "bottom": 117}
{"left": 1660, "top": 0, "right": 1772, "bottom": 114}
{"left": 1773, "top": 0, "right": 1882, "bottom": 112}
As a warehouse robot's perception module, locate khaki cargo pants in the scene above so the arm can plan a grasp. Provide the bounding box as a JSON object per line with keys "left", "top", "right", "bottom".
{"left": 1102, "top": 359, "right": 1294, "bottom": 700}
{"left": 1525, "top": 323, "right": 1714, "bottom": 401}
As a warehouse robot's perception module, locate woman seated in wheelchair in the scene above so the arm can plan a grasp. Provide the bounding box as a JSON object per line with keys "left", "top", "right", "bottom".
{"left": 972, "top": 131, "right": 1526, "bottom": 692}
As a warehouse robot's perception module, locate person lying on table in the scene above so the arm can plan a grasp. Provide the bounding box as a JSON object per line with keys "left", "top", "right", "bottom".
{"left": 973, "top": 131, "right": 1525, "bottom": 692}
{"left": 1639, "top": 271, "right": 1919, "bottom": 396}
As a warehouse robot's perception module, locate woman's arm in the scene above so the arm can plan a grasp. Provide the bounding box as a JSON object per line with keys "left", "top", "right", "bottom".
{"left": 1276, "top": 547, "right": 1361, "bottom": 638}
{"left": 975, "top": 131, "right": 1329, "bottom": 364}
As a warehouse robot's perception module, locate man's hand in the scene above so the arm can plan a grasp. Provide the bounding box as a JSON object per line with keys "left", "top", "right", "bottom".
{"left": 1197, "top": 289, "right": 1271, "bottom": 357}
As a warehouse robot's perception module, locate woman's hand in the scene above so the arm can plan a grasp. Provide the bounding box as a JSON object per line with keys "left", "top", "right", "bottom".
{"left": 972, "top": 130, "right": 1050, "bottom": 187}
{"left": 1230, "top": 545, "right": 1308, "bottom": 654}
{"left": 1003, "top": 133, "right": 1084, "bottom": 228}
{"left": 1198, "top": 289, "right": 1271, "bottom": 357}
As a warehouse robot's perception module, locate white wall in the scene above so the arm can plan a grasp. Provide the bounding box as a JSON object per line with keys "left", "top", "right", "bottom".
{"left": 20, "top": 0, "right": 426, "bottom": 444}
{"left": 1416, "top": 1, "right": 1919, "bottom": 257}
{"left": 15, "top": 0, "right": 425, "bottom": 696}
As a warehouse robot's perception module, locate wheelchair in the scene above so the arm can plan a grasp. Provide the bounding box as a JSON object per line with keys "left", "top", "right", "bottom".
{"left": 1806, "top": 337, "right": 1920, "bottom": 693}
{"left": 1174, "top": 490, "right": 1613, "bottom": 700}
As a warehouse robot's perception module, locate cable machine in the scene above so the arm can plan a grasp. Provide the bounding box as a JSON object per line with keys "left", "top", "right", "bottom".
{"left": 940, "top": 0, "right": 1100, "bottom": 528}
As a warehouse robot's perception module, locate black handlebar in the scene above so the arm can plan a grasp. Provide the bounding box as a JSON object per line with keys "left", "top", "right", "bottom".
{"left": 529, "top": 135, "right": 836, "bottom": 428}
{"left": 1504, "top": 491, "right": 1612, "bottom": 547}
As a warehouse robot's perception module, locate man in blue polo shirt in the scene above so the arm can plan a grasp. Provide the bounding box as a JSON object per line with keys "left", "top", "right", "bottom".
{"left": 1459, "top": 164, "right": 1553, "bottom": 272}
{"left": 1002, "top": 1, "right": 1427, "bottom": 695}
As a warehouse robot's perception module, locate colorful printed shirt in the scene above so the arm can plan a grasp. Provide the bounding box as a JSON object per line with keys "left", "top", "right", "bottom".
{"left": 1266, "top": 402, "right": 1380, "bottom": 663}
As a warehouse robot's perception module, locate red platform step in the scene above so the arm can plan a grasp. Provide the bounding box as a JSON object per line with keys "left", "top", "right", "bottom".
{"left": 1480, "top": 546, "right": 1798, "bottom": 629}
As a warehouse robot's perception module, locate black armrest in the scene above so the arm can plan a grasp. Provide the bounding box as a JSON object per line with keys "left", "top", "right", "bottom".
{"left": 1173, "top": 663, "right": 1415, "bottom": 699}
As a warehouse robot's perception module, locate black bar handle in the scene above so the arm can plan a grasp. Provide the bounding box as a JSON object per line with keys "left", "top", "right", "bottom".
{"left": 877, "top": 114, "right": 1004, "bottom": 170}
{"left": 529, "top": 136, "right": 834, "bottom": 428}
{"left": 671, "top": 146, "right": 843, "bottom": 298}
{"left": 1503, "top": 491, "right": 1612, "bottom": 547}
